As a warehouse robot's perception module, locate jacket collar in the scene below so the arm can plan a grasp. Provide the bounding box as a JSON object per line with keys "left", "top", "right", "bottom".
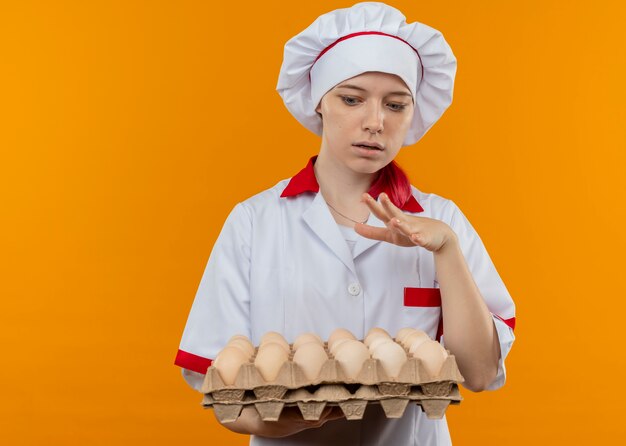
{"left": 280, "top": 155, "right": 424, "bottom": 213}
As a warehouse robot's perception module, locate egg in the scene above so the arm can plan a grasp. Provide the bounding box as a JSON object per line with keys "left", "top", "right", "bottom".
{"left": 408, "top": 335, "right": 431, "bottom": 357}
{"left": 293, "top": 333, "right": 323, "bottom": 350}
{"left": 364, "top": 329, "right": 392, "bottom": 347}
{"left": 227, "top": 339, "right": 255, "bottom": 358}
{"left": 260, "top": 332, "right": 291, "bottom": 354}
{"left": 371, "top": 341, "right": 408, "bottom": 378}
{"left": 262, "top": 340, "right": 291, "bottom": 355}
{"left": 367, "top": 336, "right": 394, "bottom": 353}
{"left": 329, "top": 338, "right": 353, "bottom": 356}
{"left": 402, "top": 330, "right": 430, "bottom": 349}
{"left": 333, "top": 340, "right": 370, "bottom": 379}
{"left": 410, "top": 340, "right": 449, "bottom": 377}
{"left": 395, "top": 328, "right": 418, "bottom": 344}
{"left": 254, "top": 342, "right": 289, "bottom": 382}
{"left": 261, "top": 331, "right": 289, "bottom": 345}
{"left": 366, "top": 327, "right": 391, "bottom": 338}
{"left": 258, "top": 341, "right": 290, "bottom": 357}
{"left": 228, "top": 334, "right": 252, "bottom": 344}
{"left": 327, "top": 328, "right": 357, "bottom": 350}
{"left": 293, "top": 342, "right": 328, "bottom": 381}
{"left": 213, "top": 346, "right": 249, "bottom": 385}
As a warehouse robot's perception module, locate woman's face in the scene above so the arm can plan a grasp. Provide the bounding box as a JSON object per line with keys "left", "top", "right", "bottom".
{"left": 315, "top": 71, "right": 415, "bottom": 175}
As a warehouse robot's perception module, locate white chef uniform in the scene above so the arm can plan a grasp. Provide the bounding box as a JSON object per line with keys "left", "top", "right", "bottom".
{"left": 175, "top": 155, "right": 516, "bottom": 445}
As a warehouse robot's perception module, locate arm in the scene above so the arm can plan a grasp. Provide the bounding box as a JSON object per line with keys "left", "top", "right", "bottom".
{"left": 434, "top": 236, "right": 500, "bottom": 391}
{"left": 355, "top": 192, "right": 514, "bottom": 391}
{"left": 176, "top": 204, "right": 345, "bottom": 436}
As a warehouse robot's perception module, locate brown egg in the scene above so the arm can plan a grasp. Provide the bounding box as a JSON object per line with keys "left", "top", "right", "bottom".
{"left": 262, "top": 341, "right": 291, "bottom": 355}
{"left": 367, "top": 327, "right": 391, "bottom": 338}
{"left": 371, "top": 341, "right": 408, "bottom": 378}
{"left": 367, "top": 336, "right": 395, "bottom": 353}
{"left": 261, "top": 331, "right": 289, "bottom": 345}
{"left": 408, "top": 335, "right": 431, "bottom": 356}
{"left": 227, "top": 339, "right": 255, "bottom": 358}
{"left": 228, "top": 334, "right": 252, "bottom": 344}
{"left": 254, "top": 342, "right": 288, "bottom": 382}
{"left": 293, "top": 342, "right": 328, "bottom": 381}
{"left": 213, "top": 346, "right": 249, "bottom": 385}
{"left": 329, "top": 338, "right": 352, "bottom": 357}
{"left": 334, "top": 340, "right": 370, "bottom": 379}
{"left": 293, "top": 333, "right": 323, "bottom": 350}
{"left": 328, "top": 328, "right": 357, "bottom": 349}
{"left": 364, "top": 330, "right": 392, "bottom": 347}
{"left": 395, "top": 328, "right": 418, "bottom": 344}
{"left": 411, "top": 340, "right": 449, "bottom": 377}
{"left": 401, "top": 330, "right": 430, "bottom": 349}
{"left": 260, "top": 332, "right": 291, "bottom": 354}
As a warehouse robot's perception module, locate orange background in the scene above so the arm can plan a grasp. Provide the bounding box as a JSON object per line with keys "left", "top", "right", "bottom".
{"left": 1, "top": 1, "right": 625, "bottom": 444}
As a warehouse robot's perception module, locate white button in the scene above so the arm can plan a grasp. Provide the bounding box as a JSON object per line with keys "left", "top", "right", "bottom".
{"left": 348, "top": 283, "right": 361, "bottom": 296}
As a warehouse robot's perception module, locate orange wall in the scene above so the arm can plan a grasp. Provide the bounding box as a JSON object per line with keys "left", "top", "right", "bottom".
{"left": 1, "top": 1, "right": 625, "bottom": 444}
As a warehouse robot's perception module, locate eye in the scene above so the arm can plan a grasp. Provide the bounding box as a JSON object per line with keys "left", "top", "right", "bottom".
{"left": 387, "top": 103, "right": 407, "bottom": 112}
{"left": 340, "top": 96, "right": 361, "bottom": 106}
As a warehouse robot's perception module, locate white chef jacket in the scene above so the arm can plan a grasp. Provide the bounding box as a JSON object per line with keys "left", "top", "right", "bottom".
{"left": 175, "top": 156, "right": 516, "bottom": 445}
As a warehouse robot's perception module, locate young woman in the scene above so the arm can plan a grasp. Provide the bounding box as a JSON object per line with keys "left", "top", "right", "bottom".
{"left": 175, "top": 3, "right": 516, "bottom": 444}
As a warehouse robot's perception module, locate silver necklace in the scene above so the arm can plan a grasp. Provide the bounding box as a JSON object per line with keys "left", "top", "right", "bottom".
{"left": 325, "top": 200, "right": 369, "bottom": 224}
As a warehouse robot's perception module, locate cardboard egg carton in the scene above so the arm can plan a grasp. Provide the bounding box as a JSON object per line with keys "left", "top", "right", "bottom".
{"left": 203, "top": 379, "right": 461, "bottom": 423}
{"left": 201, "top": 342, "right": 463, "bottom": 423}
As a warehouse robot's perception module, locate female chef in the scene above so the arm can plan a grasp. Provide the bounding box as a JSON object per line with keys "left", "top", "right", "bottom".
{"left": 175, "top": 2, "right": 516, "bottom": 444}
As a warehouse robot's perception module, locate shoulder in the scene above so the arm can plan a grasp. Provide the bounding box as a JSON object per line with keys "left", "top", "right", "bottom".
{"left": 235, "top": 178, "right": 292, "bottom": 215}
{"left": 217, "top": 179, "right": 292, "bottom": 238}
{"left": 409, "top": 185, "right": 459, "bottom": 222}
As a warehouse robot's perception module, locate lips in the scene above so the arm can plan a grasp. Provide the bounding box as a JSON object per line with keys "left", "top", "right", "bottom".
{"left": 353, "top": 141, "right": 384, "bottom": 150}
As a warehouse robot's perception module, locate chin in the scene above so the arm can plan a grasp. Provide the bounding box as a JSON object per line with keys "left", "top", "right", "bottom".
{"left": 347, "top": 158, "right": 388, "bottom": 175}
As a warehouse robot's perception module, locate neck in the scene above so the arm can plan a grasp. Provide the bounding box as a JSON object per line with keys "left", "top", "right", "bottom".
{"left": 314, "top": 153, "right": 375, "bottom": 206}
{"left": 313, "top": 151, "right": 376, "bottom": 227}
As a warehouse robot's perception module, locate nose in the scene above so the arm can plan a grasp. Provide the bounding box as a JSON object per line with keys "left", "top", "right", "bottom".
{"left": 362, "top": 103, "right": 384, "bottom": 134}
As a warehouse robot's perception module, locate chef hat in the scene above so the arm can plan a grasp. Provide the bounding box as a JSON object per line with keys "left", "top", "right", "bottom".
{"left": 276, "top": 2, "right": 457, "bottom": 146}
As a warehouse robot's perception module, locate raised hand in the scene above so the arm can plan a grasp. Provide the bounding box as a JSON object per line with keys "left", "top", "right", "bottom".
{"left": 355, "top": 192, "right": 457, "bottom": 253}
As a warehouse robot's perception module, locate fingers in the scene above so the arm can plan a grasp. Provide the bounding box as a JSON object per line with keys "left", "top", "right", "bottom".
{"left": 355, "top": 223, "right": 417, "bottom": 247}
{"left": 390, "top": 218, "right": 423, "bottom": 246}
{"left": 359, "top": 193, "right": 428, "bottom": 248}
{"left": 378, "top": 194, "right": 426, "bottom": 245}
{"left": 319, "top": 407, "right": 333, "bottom": 418}
{"left": 327, "top": 406, "right": 345, "bottom": 420}
{"left": 379, "top": 192, "right": 406, "bottom": 220}
{"left": 361, "top": 193, "right": 390, "bottom": 222}
{"left": 306, "top": 407, "right": 338, "bottom": 428}
{"left": 354, "top": 223, "right": 394, "bottom": 243}
{"left": 410, "top": 232, "right": 425, "bottom": 247}
{"left": 308, "top": 413, "right": 329, "bottom": 428}
{"left": 316, "top": 406, "right": 345, "bottom": 426}
{"left": 362, "top": 192, "right": 407, "bottom": 224}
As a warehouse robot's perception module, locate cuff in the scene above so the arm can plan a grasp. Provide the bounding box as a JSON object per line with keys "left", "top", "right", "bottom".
{"left": 174, "top": 349, "right": 213, "bottom": 374}
{"left": 485, "top": 313, "right": 516, "bottom": 391}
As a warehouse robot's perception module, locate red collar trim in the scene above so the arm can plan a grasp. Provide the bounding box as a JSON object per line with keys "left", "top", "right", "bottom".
{"left": 280, "top": 156, "right": 320, "bottom": 196}
{"left": 280, "top": 156, "right": 424, "bottom": 213}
